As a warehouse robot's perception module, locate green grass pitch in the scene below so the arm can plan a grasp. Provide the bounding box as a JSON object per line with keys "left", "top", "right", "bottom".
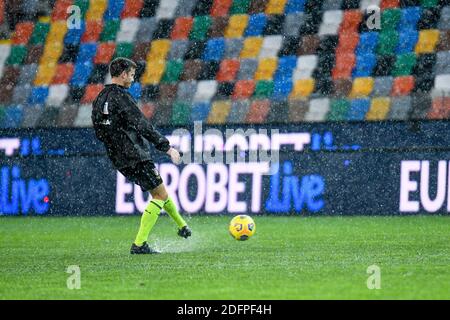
{"left": 0, "top": 215, "right": 449, "bottom": 300}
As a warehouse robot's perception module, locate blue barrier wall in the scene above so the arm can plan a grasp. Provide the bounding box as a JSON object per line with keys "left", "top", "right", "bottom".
{"left": 1, "top": 121, "right": 449, "bottom": 216}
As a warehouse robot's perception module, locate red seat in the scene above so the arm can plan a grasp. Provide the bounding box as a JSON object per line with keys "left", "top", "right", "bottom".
{"left": 121, "top": 0, "right": 144, "bottom": 18}
{"left": 391, "top": 76, "right": 415, "bottom": 96}
{"left": 381, "top": 0, "right": 400, "bottom": 9}
{"left": 94, "top": 43, "right": 116, "bottom": 64}
{"left": 11, "top": 22, "right": 34, "bottom": 45}
{"left": 52, "top": 63, "right": 74, "bottom": 84}
{"left": 427, "top": 97, "right": 450, "bottom": 119}
{"left": 81, "top": 21, "right": 103, "bottom": 43}
{"left": 336, "top": 32, "right": 359, "bottom": 54}
{"left": 81, "top": 84, "right": 104, "bottom": 104}
{"left": 216, "top": 59, "right": 240, "bottom": 82}
{"left": 171, "top": 17, "right": 193, "bottom": 40}
{"left": 52, "top": 0, "right": 72, "bottom": 21}
{"left": 141, "top": 102, "right": 156, "bottom": 119}
{"left": 210, "top": 0, "right": 232, "bottom": 17}
{"left": 339, "top": 10, "right": 362, "bottom": 33}
{"left": 332, "top": 53, "right": 355, "bottom": 80}
{"left": 245, "top": 100, "right": 270, "bottom": 123}
{"left": 232, "top": 80, "right": 255, "bottom": 99}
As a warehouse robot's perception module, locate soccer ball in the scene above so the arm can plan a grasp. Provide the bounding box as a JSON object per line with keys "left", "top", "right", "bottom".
{"left": 229, "top": 215, "right": 256, "bottom": 241}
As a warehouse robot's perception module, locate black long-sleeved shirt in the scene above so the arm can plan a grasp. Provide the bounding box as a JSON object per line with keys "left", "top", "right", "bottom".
{"left": 92, "top": 84, "right": 170, "bottom": 169}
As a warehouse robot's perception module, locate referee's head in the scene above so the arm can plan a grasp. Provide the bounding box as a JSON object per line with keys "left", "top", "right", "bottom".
{"left": 109, "top": 57, "right": 137, "bottom": 88}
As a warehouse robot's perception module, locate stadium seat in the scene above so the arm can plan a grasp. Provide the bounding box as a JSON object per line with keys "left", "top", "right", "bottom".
{"left": 208, "top": 16, "right": 230, "bottom": 38}
{"left": 28, "top": 86, "right": 49, "bottom": 105}
{"left": 116, "top": 18, "right": 140, "bottom": 43}
{"left": 253, "top": 80, "right": 274, "bottom": 98}
{"left": 272, "top": 78, "right": 293, "bottom": 100}
{"left": 434, "top": 74, "right": 450, "bottom": 93}
{"left": 156, "top": 0, "right": 179, "bottom": 19}
{"left": 81, "top": 84, "right": 104, "bottom": 104}
{"left": 6, "top": 45, "right": 27, "bottom": 65}
{"left": 215, "top": 82, "right": 235, "bottom": 99}
{"left": 121, "top": 0, "right": 144, "bottom": 18}
{"left": 190, "top": 16, "right": 212, "bottom": 41}
{"left": 332, "top": 52, "right": 355, "bottom": 79}
{"left": 224, "top": 38, "right": 244, "bottom": 58}
{"left": 228, "top": 99, "right": 251, "bottom": 123}
{"left": 224, "top": 14, "right": 249, "bottom": 38}
{"left": 245, "top": 13, "right": 267, "bottom": 36}
{"left": 245, "top": 99, "right": 271, "bottom": 123}
{"left": 18, "top": 64, "right": 38, "bottom": 85}
{"left": 377, "top": 30, "right": 399, "bottom": 55}
{"left": 410, "top": 93, "right": 432, "bottom": 119}
{"left": 415, "top": 29, "right": 440, "bottom": 53}
{"left": 161, "top": 60, "right": 184, "bottom": 83}
{"left": 81, "top": 20, "right": 103, "bottom": 43}
{"left": 52, "top": 0, "right": 72, "bottom": 21}
{"left": 194, "top": 80, "right": 217, "bottom": 102}
{"left": 319, "top": 10, "right": 343, "bottom": 36}
{"left": 291, "top": 78, "right": 315, "bottom": 98}
{"left": 94, "top": 43, "right": 116, "bottom": 64}
{"left": 355, "top": 32, "right": 378, "bottom": 55}
{"left": 46, "top": 84, "right": 69, "bottom": 106}
{"left": 171, "top": 17, "right": 193, "bottom": 40}
{"left": 34, "top": 62, "right": 57, "bottom": 86}
{"left": 180, "top": 60, "right": 203, "bottom": 81}
{"left": 171, "top": 101, "right": 190, "bottom": 125}
{"left": 305, "top": 98, "right": 330, "bottom": 122}
{"left": 288, "top": 98, "right": 309, "bottom": 122}
{"left": 372, "top": 76, "right": 393, "bottom": 96}
{"left": 11, "top": 22, "right": 34, "bottom": 45}
{"left": 254, "top": 58, "right": 278, "bottom": 80}
{"left": 392, "top": 53, "right": 417, "bottom": 76}
{"left": 392, "top": 76, "right": 415, "bottom": 96}
{"left": 333, "top": 78, "right": 352, "bottom": 96}
{"left": 207, "top": 100, "right": 231, "bottom": 124}
{"left": 398, "top": 7, "right": 421, "bottom": 32}
{"left": 216, "top": 59, "right": 240, "bottom": 81}
{"left": 283, "top": 12, "right": 305, "bottom": 36}
{"left": 352, "top": 53, "right": 376, "bottom": 77}
{"left": 232, "top": 80, "right": 256, "bottom": 99}
{"left": 73, "top": 104, "right": 93, "bottom": 127}
{"left": 294, "top": 55, "right": 318, "bottom": 79}
{"left": 203, "top": 38, "right": 226, "bottom": 61}
{"left": 86, "top": 0, "right": 107, "bottom": 21}
{"left": 210, "top": 0, "right": 233, "bottom": 17}
{"left": 366, "top": 97, "right": 391, "bottom": 120}
{"left": 347, "top": 98, "right": 370, "bottom": 120}
{"left": 240, "top": 37, "right": 263, "bottom": 58}
{"left": 260, "top": 35, "right": 283, "bottom": 57}
{"left": 230, "top": 0, "right": 252, "bottom": 15}
{"left": 349, "top": 77, "right": 374, "bottom": 98}
{"left": 428, "top": 96, "right": 450, "bottom": 119}
{"left": 336, "top": 32, "right": 359, "bottom": 54}
{"left": 435, "top": 51, "right": 450, "bottom": 75}
{"left": 237, "top": 58, "right": 258, "bottom": 79}
{"left": 141, "top": 60, "right": 165, "bottom": 84}
{"left": 339, "top": 9, "right": 362, "bottom": 33}
{"left": 52, "top": 63, "right": 74, "bottom": 84}
{"left": 100, "top": 19, "right": 120, "bottom": 42}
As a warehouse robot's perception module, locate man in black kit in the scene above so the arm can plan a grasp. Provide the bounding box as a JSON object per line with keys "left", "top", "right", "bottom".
{"left": 92, "top": 57, "right": 191, "bottom": 254}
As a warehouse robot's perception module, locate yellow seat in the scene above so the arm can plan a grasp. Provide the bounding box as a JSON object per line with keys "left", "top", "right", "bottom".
{"left": 207, "top": 101, "right": 231, "bottom": 124}
{"left": 147, "top": 39, "right": 171, "bottom": 61}
{"left": 415, "top": 29, "right": 440, "bottom": 54}
{"left": 34, "top": 61, "right": 57, "bottom": 86}
{"left": 254, "top": 58, "right": 277, "bottom": 80}
{"left": 41, "top": 41, "right": 63, "bottom": 62}
{"left": 290, "top": 79, "right": 315, "bottom": 98}
{"left": 349, "top": 77, "right": 374, "bottom": 98}
{"left": 141, "top": 60, "right": 166, "bottom": 84}
{"left": 224, "top": 15, "right": 248, "bottom": 38}
{"left": 46, "top": 21, "right": 67, "bottom": 43}
{"left": 240, "top": 37, "right": 263, "bottom": 58}
{"left": 86, "top": 0, "right": 107, "bottom": 21}
{"left": 265, "top": 0, "right": 288, "bottom": 15}
{"left": 366, "top": 97, "right": 391, "bottom": 120}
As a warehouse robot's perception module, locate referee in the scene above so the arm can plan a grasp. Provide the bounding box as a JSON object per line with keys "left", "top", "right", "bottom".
{"left": 92, "top": 57, "right": 191, "bottom": 254}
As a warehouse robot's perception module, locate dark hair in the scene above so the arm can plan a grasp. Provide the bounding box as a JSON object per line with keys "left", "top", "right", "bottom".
{"left": 109, "top": 57, "right": 137, "bottom": 77}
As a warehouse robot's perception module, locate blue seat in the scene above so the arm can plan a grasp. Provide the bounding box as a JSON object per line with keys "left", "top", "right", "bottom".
{"left": 191, "top": 102, "right": 211, "bottom": 121}
{"left": 352, "top": 53, "right": 376, "bottom": 77}
{"left": 64, "top": 21, "right": 85, "bottom": 45}
{"left": 28, "top": 87, "right": 49, "bottom": 105}
{"left": 398, "top": 7, "right": 421, "bottom": 32}
{"left": 103, "top": 0, "right": 125, "bottom": 20}
{"left": 273, "top": 56, "right": 297, "bottom": 81}
{"left": 76, "top": 43, "right": 97, "bottom": 63}
{"left": 285, "top": 0, "right": 306, "bottom": 14}
{"left": 202, "top": 38, "right": 225, "bottom": 61}
{"left": 272, "top": 79, "right": 293, "bottom": 101}
{"left": 245, "top": 14, "right": 267, "bottom": 36}
{"left": 355, "top": 32, "right": 378, "bottom": 55}
{"left": 71, "top": 62, "right": 93, "bottom": 86}
{"left": 128, "top": 83, "right": 141, "bottom": 100}
{"left": 395, "top": 29, "right": 419, "bottom": 54}
{"left": 347, "top": 99, "right": 370, "bottom": 121}
{"left": 1, "top": 105, "right": 23, "bottom": 128}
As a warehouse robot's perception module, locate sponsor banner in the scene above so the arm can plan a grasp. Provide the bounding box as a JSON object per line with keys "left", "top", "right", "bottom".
{"left": 2, "top": 152, "right": 450, "bottom": 215}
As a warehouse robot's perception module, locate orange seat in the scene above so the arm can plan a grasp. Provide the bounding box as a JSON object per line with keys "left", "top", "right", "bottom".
{"left": 171, "top": 17, "right": 193, "bottom": 40}
{"left": 339, "top": 10, "right": 362, "bottom": 33}
{"left": 216, "top": 59, "right": 240, "bottom": 82}
{"left": 391, "top": 76, "right": 415, "bottom": 96}
{"left": 51, "top": 63, "right": 74, "bottom": 84}
{"left": 141, "top": 103, "right": 156, "bottom": 119}
{"left": 94, "top": 43, "right": 115, "bottom": 64}
{"left": 245, "top": 100, "right": 270, "bottom": 123}
{"left": 427, "top": 97, "right": 450, "bottom": 119}
{"left": 52, "top": 0, "right": 72, "bottom": 21}
{"left": 11, "top": 22, "right": 34, "bottom": 45}
{"left": 210, "top": 0, "right": 232, "bottom": 17}
{"left": 381, "top": 0, "right": 399, "bottom": 9}
{"left": 336, "top": 32, "right": 359, "bottom": 54}
{"left": 121, "top": 0, "right": 144, "bottom": 18}
{"left": 81, "top": 20, "right": 103, "bottom": 43}
{"left": 81, "top": 84, "right": 104, "bottom": 103}
{"left": 232, "top": 80, "right": 255, "bottom": 99}
{"left": 332, "top": 53, "right": 355, "bottom": 80}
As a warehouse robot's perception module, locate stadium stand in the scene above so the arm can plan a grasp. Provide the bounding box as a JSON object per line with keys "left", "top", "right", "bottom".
{"left": 0, "top": 0, "right": 450, "bottom": 128}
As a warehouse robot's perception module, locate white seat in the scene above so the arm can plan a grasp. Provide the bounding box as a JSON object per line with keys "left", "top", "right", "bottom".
{"left": 360, "top": 0, "right": 381, "bottom": 11}
{"left": 156, "top": 0, "right": 179, "bottom": 19}
{"left": 434, "top": 74, "right": 450, "bottom": 93}
{"left": 194, "top": 80, "right": 217, "bottom": 102}
{"left": 116, "top": 18, "right": 140, "bottom": 43}
{"left": 74, "top": 104, "right": 93, "bottom": 127}
{"left": 318, "top": 10, "right": 343, "bottom": 36}
{"left": 293, "top": 55, "right": 318, "bottom": 79}
{"left": 309, "top": 98, "right": 330, "bottom": 114}
{"left": 259, "top": 35, "right": 283, "bottom": 58}
{"left": 46, "top": 84, "right": 69, "bottom": 107}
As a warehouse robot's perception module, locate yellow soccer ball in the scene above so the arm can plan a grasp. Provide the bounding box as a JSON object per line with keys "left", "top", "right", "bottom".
{"left": 229, "top": 215, "right": 256, "bottom": 241}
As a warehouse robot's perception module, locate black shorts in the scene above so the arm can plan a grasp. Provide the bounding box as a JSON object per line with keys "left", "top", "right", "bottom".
{"left": 118, "top": 161, "right": 163, "bottom": 192}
